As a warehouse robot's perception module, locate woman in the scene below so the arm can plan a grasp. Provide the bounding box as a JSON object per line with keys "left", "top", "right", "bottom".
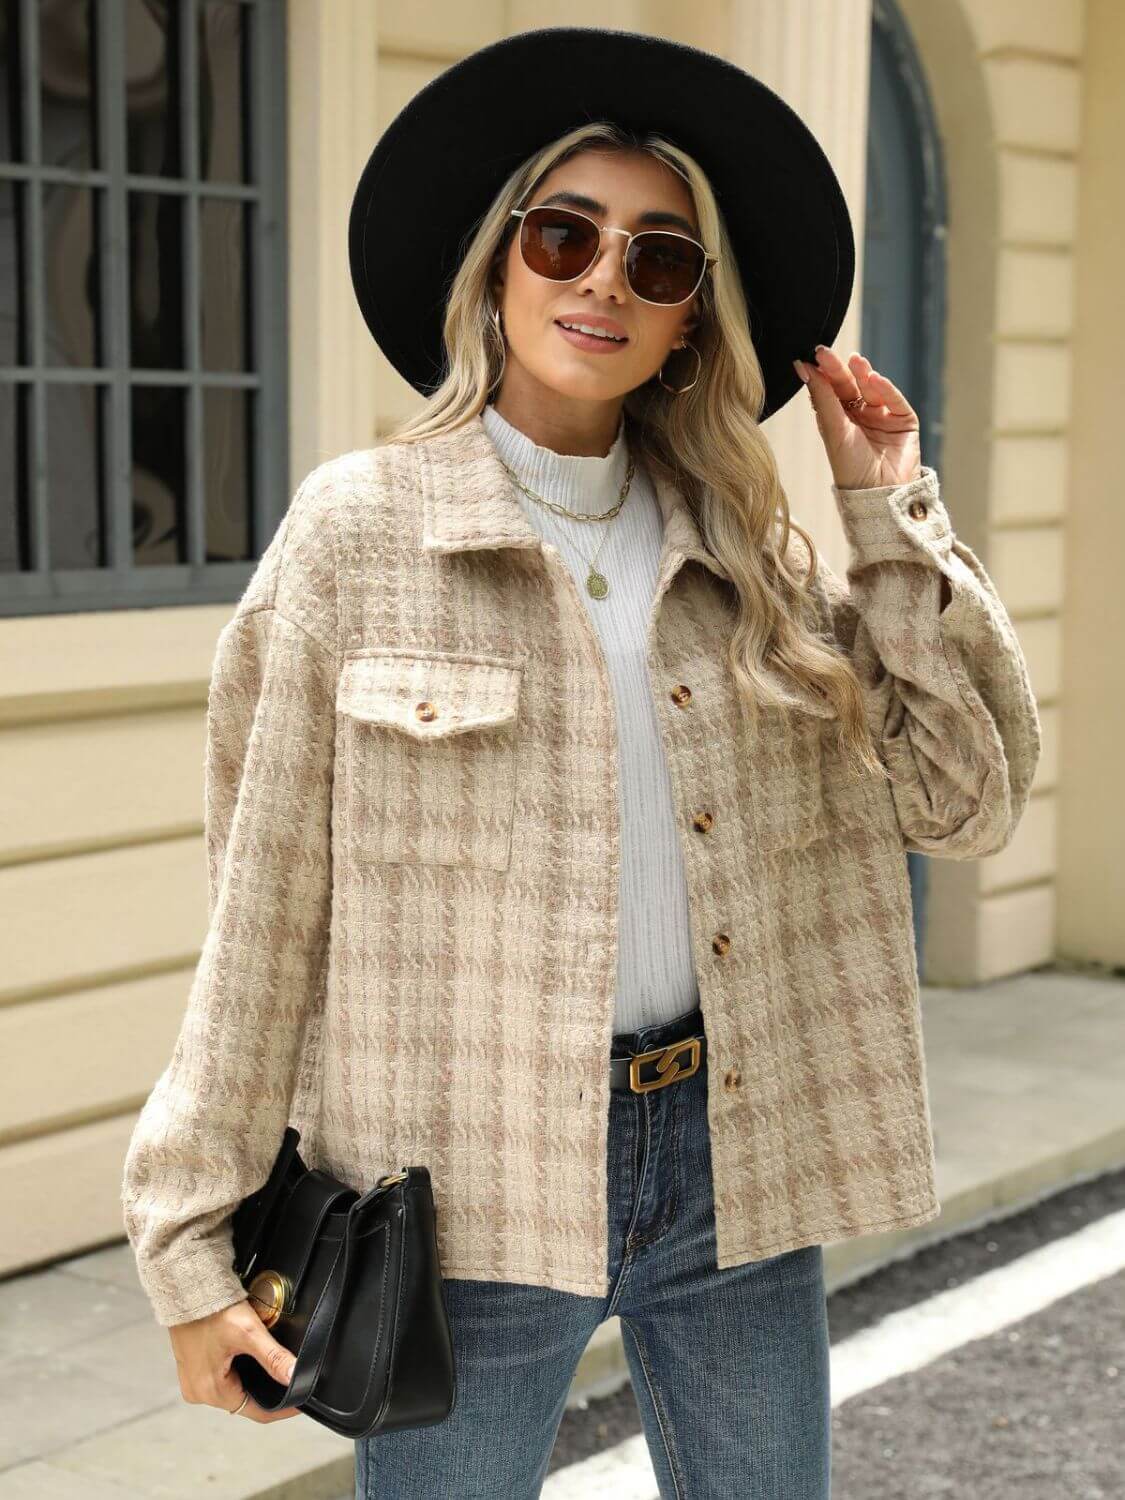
{"left": 121, "top": 27, "right": 1041, "bottom": 1500}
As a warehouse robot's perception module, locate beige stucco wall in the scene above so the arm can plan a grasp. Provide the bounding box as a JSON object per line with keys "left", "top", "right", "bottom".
{"left": 1056, "top": 0, "right": 1125, "bottom": 967}
{"left": 1, "top": 0, "right": 1114, "bottom": 1282}
{"left": 894, "top": 0, "right": 1077, "bottom": 983}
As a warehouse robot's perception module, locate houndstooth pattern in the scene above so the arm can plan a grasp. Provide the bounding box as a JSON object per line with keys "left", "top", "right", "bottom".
{"left": 120, "top": 412, "right": 1041, "bottom": 1326}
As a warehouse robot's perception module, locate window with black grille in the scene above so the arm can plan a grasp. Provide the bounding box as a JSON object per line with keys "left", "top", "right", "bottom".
{"left": 0, "top": 0, "right": 288, "bottom": 616}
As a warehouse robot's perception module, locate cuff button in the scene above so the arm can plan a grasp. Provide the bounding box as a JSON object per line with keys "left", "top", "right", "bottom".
{"left": 908, "top": 499, "right": 929, "bottom": 521}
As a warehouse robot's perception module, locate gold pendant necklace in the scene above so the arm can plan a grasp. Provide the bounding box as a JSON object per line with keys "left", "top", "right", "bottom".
{"left": 548, "top": 516, "right": 616, "bottom": 597}
{"left": 566, "top": 520, "right": 616, "bottom": 598}
{"left": 495, "top": 450, "right": 635, "bottom": 600}
{"left": 582, "top": 530, "right": 613, "bottom": 597}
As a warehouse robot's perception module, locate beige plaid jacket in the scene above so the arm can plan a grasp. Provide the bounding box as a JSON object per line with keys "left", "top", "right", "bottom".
{"left": 121, "top": 412, "right": 1041, "bottom": 1326}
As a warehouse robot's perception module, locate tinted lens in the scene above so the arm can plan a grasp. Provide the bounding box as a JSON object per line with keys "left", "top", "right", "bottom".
{"left": 627, "top": 233, "right": 707, "bottom": 304}
{"left": 519, "top": 206, "right": 600, "bottom": 281}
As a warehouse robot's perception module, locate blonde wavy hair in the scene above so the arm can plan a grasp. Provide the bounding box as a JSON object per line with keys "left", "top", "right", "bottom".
{"left": 381, "top": 120, "right": 887, "bottom": 779}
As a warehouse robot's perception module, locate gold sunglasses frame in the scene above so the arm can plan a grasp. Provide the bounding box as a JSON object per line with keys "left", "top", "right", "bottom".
{"left": 508, "top": 205, "right": 718, "bottom": 307}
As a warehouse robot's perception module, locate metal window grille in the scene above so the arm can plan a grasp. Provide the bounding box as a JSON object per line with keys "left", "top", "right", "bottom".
{"left": 0, "top": 0, "right": 288, "bottom": 615}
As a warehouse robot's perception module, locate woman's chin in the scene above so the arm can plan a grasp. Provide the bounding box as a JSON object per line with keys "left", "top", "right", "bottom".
{"left": 534, "top": 360, "right": 638, "bottom": 401}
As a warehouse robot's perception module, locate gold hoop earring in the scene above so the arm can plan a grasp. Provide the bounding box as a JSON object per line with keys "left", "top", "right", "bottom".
{"left": 659, "top": 339, "right": 701, "bottom": 394}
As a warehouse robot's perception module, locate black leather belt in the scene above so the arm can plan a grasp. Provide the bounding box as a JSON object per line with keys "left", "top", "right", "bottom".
{"left": 609, "top": 1033, "right": 706, "bottom": 1093}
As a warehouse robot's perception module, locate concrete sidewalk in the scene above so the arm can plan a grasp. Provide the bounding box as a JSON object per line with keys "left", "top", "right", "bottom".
{"left": 2, "top": 965, "right": 1123, "bottom": 1499}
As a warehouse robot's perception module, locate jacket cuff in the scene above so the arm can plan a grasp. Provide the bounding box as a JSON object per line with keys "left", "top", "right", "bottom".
{"left": 831, "top": 465, "right": 952, "bottom": 567}
{"left": 134, "top": 1234, "right": 248, "bottom": 1329}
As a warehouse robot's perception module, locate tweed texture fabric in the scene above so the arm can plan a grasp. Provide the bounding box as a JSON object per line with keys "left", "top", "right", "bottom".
{"left": 121, "top": 412, "right": 1041, "bottom": 1326}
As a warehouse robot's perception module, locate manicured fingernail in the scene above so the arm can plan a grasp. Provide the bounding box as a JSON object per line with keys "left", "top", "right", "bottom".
{"left": 792, "top": 358, "right": 810, "bottom": 384}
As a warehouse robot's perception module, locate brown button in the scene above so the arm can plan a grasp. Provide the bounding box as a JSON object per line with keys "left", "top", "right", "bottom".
{"left": 724, "top": 1066, "right": 742, "bottom": 1092}
{"left": 907, "top": 499, "right": 928, "bottom": 521}
{"left": 692, "top": 810, "right": 714, "bottom": 832}
{"left": 670, "top": 684, "right": 692, "bottom": 706}
{"left": 711, "top": 932, "right": 731, "bottom": 956}
{"left": 414, "top": 700, "right": 437, "bottom": 722}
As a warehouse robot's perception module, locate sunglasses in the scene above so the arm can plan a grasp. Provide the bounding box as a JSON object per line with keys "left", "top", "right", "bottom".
{"left": 509, "top": 205, "right": 717, "bottom": 307}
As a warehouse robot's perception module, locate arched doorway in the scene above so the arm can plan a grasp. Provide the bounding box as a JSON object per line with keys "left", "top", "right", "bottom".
{"left": 863, "top": 0, "right": 948, "bottom": 972}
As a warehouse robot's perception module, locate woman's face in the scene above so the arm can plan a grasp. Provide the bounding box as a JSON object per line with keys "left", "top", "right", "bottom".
{"left": 493, "top": 148, "right": 704, "bottom": 411}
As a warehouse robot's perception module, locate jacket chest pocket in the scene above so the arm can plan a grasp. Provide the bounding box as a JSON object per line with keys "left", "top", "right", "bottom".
{"left": 335, "top": 648, "right": 522, "bottom": 871}
{"left": 752, "top": 704, "right": 891, "bottom": 852}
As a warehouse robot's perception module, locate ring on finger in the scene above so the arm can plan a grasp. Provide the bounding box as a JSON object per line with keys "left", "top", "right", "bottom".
{"left": 842, "top": 395, "right": 866, "bottom": 411}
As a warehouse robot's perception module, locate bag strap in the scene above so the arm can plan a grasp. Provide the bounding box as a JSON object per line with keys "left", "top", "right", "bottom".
{"left": 230, "top": 1127, "right": 303, "bottom": 1279}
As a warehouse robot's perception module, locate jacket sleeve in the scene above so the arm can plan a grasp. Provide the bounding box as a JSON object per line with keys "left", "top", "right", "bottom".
{"left": 120, "top": 473, "right": 339, "bottom": 1326}
{"left": 817, "top": 464, "right": 1042, "bottom": 859}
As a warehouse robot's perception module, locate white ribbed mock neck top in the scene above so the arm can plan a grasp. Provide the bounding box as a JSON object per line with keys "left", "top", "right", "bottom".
{"left": 481, "top": 402, "right": 699, "bottom": 1035}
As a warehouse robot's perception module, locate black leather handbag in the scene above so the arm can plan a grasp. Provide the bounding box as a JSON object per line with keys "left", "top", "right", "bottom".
{"left": 228, "top": 1125, "right": 457, "bottom": 1438}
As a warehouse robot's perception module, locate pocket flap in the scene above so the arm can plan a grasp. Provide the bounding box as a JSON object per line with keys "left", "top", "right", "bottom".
{"left": 336, "top": 649, "right": 521, "bottom": 739}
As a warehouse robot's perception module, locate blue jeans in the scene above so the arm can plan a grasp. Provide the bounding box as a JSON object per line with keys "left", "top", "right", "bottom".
{"left": 354, "top": 1003, "right": 832, "bottom": 1498}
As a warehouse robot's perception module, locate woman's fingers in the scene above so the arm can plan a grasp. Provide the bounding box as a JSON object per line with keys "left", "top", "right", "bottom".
{"left": 811, "top": 344, "right": 863, "bottom": 404}
{"left": 240, "top": 1317, "right": 299, "bottom": 1390}
{"left": 810, "top": 346, "right": 919, "bottom": 432}
{"left": 797, "top": 344, "right": 923, "bottom": 487}
{"left": 170, "top": 1301, "right": 303, "bottom": 1422}
{"left": 249, "top": 1398, "right": 302, "bottom": 1422}
{"left": 847, "top": 352, "right": 917, "bottom": 420}
{"left": 211, "top": 1363, "right": 301, "bottom": 1422}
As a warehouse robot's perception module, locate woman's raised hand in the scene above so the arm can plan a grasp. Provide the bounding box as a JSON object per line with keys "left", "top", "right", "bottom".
{"left": 793, "top": 345, "right": 922, "bottom": 491}
{"left": 167, "top": 1297, "right": 301, "bottom": 1422}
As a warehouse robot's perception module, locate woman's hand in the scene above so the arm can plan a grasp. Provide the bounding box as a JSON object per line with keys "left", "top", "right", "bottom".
{"left": 793, "top": 345, "right": 922, "bottom": 491}
{"left": 168, "top": 1297, "right": 301, "bottom": 1422}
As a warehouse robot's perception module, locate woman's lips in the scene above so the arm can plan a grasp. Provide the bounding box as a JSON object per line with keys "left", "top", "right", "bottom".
{"left": 554, "top": 320, "right": 630, "bottom": 354}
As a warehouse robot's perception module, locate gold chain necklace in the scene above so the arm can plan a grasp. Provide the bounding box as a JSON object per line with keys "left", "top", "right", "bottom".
{"left": 496, "top": 451, "right": 636, "bottom": 599}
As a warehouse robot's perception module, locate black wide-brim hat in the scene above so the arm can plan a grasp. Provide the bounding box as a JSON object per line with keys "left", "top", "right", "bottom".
{"left": 348, "top": 25, "right": 854, "bottom": 423}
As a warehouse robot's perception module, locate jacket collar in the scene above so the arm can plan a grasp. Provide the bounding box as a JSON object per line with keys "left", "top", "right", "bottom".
{"left": 416, "top": 411, "right": 732, "bottom": 584}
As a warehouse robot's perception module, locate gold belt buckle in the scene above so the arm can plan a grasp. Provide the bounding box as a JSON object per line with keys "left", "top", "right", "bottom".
{"left": 629, "top": 1036, "right": 701, "bottom": 1093}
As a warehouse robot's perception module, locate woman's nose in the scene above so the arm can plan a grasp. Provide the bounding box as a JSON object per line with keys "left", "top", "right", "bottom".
{"left": 582, "top": 232, "right": 630, "bottom": 295}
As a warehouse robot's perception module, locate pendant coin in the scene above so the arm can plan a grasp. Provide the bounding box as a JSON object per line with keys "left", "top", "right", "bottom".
{"left": 586, "top": 569, "right": 609, "bottom": 599}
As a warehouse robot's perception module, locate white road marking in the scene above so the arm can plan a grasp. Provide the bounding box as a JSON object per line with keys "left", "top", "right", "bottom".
{"left": 543, "top": 1207, "right": 1125, "bottom": 1498}
{"left": 831, "top": 1204, "right": 1125, "bottom": 1404}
